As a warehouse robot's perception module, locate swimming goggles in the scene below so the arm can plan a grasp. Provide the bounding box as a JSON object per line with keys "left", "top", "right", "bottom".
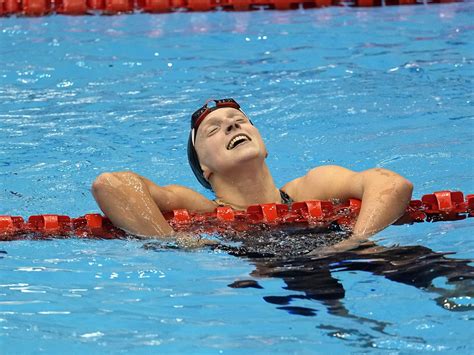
{"left": 190, "top": 98, "right": 241, "bottom": 146}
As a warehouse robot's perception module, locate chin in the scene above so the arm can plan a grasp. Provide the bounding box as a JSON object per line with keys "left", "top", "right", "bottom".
{"left": 230, "top": 149, "right": 264, "bottom": 164}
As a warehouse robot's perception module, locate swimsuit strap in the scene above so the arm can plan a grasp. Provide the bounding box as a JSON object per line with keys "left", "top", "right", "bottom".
{"left": 213, "top": 198, "right": 246, "bottom": 210}
{"left": 214, "top": 198, "right": 228, "bottom": 208}
{"left": 279, "top": 189, "right": 294, "bottom": 205}
{"left": 214, "top": 189, "right": 294, "bottom": 209}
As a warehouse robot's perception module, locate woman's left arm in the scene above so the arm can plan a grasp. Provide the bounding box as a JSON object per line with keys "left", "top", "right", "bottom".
{"left": 289, "top": 165, "right": 413, "bottom": 244}
{"left": 348, "top": 168, "right": 413, "bottom": 239}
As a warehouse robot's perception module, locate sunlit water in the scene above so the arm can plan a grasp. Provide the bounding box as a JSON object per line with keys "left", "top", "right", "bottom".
{"left": 1, "top": 3, "right": 474, "bottom": 353}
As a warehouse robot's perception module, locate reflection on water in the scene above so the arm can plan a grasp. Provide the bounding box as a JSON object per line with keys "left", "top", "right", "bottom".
{"left": 143, "top": 227, "right": 474, "bottom": 322}
{"left": 205, "top": 228, "right": 474, "bottom": 322}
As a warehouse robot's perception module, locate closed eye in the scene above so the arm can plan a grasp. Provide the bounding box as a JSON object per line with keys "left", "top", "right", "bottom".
{"left": 208, "top": 127, "right": 219, "bottom": 135}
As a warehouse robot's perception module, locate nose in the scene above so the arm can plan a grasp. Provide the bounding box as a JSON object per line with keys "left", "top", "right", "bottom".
{"left": 225, "top": 119, "right": 241, "bottom": 134}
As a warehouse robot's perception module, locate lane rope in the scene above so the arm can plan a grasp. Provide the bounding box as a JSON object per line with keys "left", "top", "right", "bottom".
{"left": 0, "top": 0, "right": 460, "bottom": 17}
{"left": 1, "top": 190, "right": 472, "bottom": 240}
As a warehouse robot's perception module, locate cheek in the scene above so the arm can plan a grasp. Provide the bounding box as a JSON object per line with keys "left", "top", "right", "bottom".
{"left": 196, "top": 137, "right": 222, "bottom": 165}
{"left": 250, "top": 130, "right": 266, "bottom": 149}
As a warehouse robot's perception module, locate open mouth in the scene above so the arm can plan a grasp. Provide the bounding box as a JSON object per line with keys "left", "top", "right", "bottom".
{"left": 227, "top": 134, "right": 251, "bottom": 150}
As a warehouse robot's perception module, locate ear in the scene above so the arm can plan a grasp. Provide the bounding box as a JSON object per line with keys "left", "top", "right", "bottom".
{"left": 201, "top": 164, "right": 212, "bottom": 181}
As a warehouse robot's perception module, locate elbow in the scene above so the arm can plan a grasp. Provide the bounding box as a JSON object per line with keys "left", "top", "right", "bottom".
{"left": 402, "top": 178, "right": 414, "bottom": 194}
{"left": 395, "top": 176, "right": 413, "bottom": 202}
{"left": 92, "top": 171, "right": 141, "bottom": 196}
{"left": 92, "top": 172, "right": 116, "bottom": 197}
{"left": 368, "top": 168, "right": 414, "bottom": 202}
{"left": 367, "top": 168, "right": 414, "bottom": 196}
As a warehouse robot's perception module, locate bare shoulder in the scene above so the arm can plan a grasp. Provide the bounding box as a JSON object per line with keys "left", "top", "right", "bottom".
{"left": 281, "top": 165, "right": 357, "bottom": 201}
{"left": 143, "top": 181, "right": 216, "bottom": 213}
{"left": 306, "top": 165, "right": 357, "bottom": 182}
{"left": 164, "top": 185, "right": 217, "bottom": 212}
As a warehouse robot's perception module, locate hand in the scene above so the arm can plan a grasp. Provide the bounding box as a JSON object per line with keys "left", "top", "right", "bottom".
{"left": 173, "top": 232, "right": 219, "bottom": 249}
{"left": 308, "top": 237, "right": 363, "bottom": 258}
{"left": 308, "top": 237, "right": 387, "bottom": 258}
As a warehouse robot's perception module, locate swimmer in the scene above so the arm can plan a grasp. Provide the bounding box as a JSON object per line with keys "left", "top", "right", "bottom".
{"left": 91, "top": 98, "right": 413, "bottom": 252}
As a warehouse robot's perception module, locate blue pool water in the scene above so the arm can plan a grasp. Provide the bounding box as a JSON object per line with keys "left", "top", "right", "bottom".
{"left": 1, "top": 3, "right": 474, "bottom": 353}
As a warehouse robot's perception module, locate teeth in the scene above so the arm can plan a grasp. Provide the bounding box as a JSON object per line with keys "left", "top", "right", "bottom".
{"left": 227, "top": 135, "right": 249, "bottom": 150}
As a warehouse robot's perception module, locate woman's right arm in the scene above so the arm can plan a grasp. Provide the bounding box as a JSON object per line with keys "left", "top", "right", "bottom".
{"left": 91, "top": 172, "right": 215, "bottom": 238}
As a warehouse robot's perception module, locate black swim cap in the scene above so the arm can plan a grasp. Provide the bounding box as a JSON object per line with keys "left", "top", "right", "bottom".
{"left": 187, "top": 98, "right": 243, "bottom": 190}
{"left": 187, "top": 130, "right": 212, "bottom": 190}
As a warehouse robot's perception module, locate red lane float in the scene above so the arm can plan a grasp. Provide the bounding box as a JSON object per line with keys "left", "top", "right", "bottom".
{"left": 0, "top": 0, "right": 462, "bottom": 16}
{"left": 1, "top": 190, "right": 473, "bottom": 241}
{"left": 56, "top": 0, "right": 88, "bottom": 14}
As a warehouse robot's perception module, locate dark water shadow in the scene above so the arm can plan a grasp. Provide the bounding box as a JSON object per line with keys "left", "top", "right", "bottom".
{"left": 211, "top": 227, "right": 474, "bottom": 329}
{"left": 208, "top": 227, "right": 473, "bottom": 346}
{"left": 143, "top": 225, "right": 474, "bottom": 341}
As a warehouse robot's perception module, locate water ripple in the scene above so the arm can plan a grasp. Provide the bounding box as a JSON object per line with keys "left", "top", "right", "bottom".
{"left": 0, "top": 3, "right": 473, "bottom": 353}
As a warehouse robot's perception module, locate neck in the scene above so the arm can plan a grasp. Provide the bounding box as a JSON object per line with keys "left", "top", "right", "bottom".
{"left": 211, "top": 160, "right": 281, "bottom": 210}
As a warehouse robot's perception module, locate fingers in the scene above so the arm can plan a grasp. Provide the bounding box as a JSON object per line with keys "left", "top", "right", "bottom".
{"left": 308, "top": 238, "right": 363, "bottom": 258}
{"left": 174, "top": 233, "right": 219, "bottom": 249}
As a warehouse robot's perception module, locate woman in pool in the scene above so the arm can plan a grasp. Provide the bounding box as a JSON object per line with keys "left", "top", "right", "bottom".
{"left": 92, "top": 98, "right": 413, "bottom": 251}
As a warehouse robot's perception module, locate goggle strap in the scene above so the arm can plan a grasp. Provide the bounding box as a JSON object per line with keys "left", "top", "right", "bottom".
{"left": 194, "top": 107, "right": 212, "bottom": 130}
{"left": 193, "top": 102, "right": 240, "bottom": 130}
{"left": 191, "top": 128, "right": 196, "bottom": 146}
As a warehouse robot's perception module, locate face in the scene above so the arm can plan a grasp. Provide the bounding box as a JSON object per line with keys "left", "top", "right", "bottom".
{"left": 194, "top": 107, "right": 267, "bottom": 180}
